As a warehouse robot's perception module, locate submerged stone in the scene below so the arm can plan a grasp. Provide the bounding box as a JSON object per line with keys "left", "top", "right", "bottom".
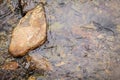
{"left": 9, "top": 4, "right": 47, "bottom": 57}
{"left": 29, "top": 53, "right": 52, "bottom": 71}
{"left": 2, "top": 61, "right": 19, "bottom": 70}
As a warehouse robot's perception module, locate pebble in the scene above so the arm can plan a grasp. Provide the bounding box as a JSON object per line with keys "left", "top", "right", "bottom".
{"left": 30, "top": 53, "right": 52, "bottom": 71}
{"left": 28, "top": 76, "right": 36, "bottom": 80}
{"left": 2, "top": 61, "right": 19, "bottom": 70}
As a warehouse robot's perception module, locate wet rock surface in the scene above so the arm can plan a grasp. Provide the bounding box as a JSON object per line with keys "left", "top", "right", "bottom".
{"left": 9, "top": 4, "right": 47, "bottom": 57}
{"left": 0, "top": 0, "right": 120, "bottom": 80}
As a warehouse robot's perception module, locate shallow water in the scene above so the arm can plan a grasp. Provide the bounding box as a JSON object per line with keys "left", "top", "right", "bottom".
{"left": 0, "top": 0, "right": 120, "bottom": 80}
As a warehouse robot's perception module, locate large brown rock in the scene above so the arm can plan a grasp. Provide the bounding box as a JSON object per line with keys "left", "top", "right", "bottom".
{"left": 9, "top": 4, "right": 47, "bottom": 57}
